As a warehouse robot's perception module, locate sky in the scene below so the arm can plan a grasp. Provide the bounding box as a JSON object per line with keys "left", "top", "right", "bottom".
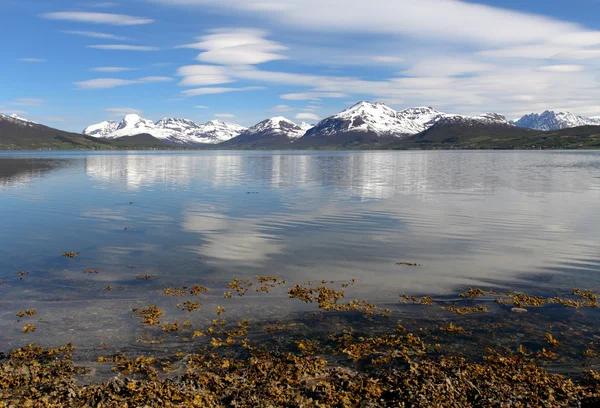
{"left": 1, "top": 0, "right": 600, "bottom": 131}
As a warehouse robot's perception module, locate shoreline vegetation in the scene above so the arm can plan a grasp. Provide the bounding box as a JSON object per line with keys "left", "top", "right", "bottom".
{"left": 3, "top": 270, "right": 600, "bottom": 407}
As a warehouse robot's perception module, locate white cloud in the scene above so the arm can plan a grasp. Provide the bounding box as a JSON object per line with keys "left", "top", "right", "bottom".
{"left": 75, "top": 76, "right": 173, "bottom": 89}
{"left": 181, "top": 86, "right": 264, "bottom": 96}
{"left": 149, "top": 0, "right": 600, "bottom": 48}
{"left": 42, "top": 11, "right": 153, "bottom": 25}
{"left": 104, "top": 107, "right": 143, "bottom": 116}
{"left": 214, "top": 113, "right": 235, "bottom": 118}
{"left": 18, "top": 58, "right": 45, "bottom": 63}
{"left": 281, "top": 92, "right": 348, "bottom": 100}
{"left": 10, "top": 98, "right": 46, "bottom": 106}
{"left": 138, "top": 76, "right": 173, "bottom": 82}
{"left": 90, "top": 66, "right": 136, "bottom": 72}
{"left": 195, "top": 105, "right": 209, "bottom": 109}
{"left": 75, "top": 78, "right": 137, "bottom": 89}
{"left": 176, "top": 65, "right": 234, "bottom": 86}
{"left": 88, "top": 44, "right": 159, "bottom": 51}
{"left": 270, "top": 104, "right": 293, "bottom": 112}
{"left": 539, "top": 65, "right": 585, "bottom": 73}
{"left": 478, "top": 45, "right": 600, "bottom": 59}
{"left": 179, "top": 28, "right": 287, "bottom": 65}
{"left": 372, "top": 56, "right": 404, "bottom": 64}
{"left": 61, "top": 30, "right": 129, "bottom": 40}
{"left": 402, "top": 58, "right": 493, "bottom": 77}
{"left": 295, "top": 112, "right": 319, "bottom": 121}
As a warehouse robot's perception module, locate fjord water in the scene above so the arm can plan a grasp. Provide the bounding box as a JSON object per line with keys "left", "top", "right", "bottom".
{"left": 1, "top": 150, "right": 600, "bottom": 353}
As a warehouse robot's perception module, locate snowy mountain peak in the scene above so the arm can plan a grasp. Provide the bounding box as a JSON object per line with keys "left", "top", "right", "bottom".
{"left": 338, "top": 101, "right": 398, "bottom": 118}
{"left": 298, "top": 122, "right": 313, "bottom": 132}
{"left": 314, "top": 101, "right": 442, "bottom": 136}
{"left": 241, "top": 116, "right": 307, "bottom": 140}
{"left": 514, "top": 110, "right": 600, "bottom": 131}
{"left": 118, "top": 114, "right": 154, "bottom": 131}
{"left": 83, "top": 115, "right": 246, "bottom": 145}
{"left": 0, "top": 113, "right": 38, "bottom": 126}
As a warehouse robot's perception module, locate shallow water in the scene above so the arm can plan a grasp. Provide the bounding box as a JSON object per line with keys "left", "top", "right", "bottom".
{"left": 1, "top": 150, "right": 600, "bottom": 362}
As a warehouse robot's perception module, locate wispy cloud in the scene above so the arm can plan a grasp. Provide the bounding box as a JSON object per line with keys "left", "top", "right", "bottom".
{"left": 151, "top": 0, "right": 600, "bottom": 48}
{"left": 18, "top": 58, "right": 46, "bottom": 63}
{"left": 539, "top": 64, "right": 586, "bottom": 72}
{"left": 195, "top": 105, "right": 209, "bottom": 109}
{"left": 61, "top": 30, "right": 129, "bottom": 40}
{"left": 176, "top": 65, "right": 234, "bottom": 86}
{"left": 372, "top": 56, "right": 404, "bottom": 64}
{"left": 401, "top": 58, "right": 493, "bottom": 77}
{"left": 269, "top": 104, "right": 293, "bottom": 112}
{"left": 88, "top": 44, "right": 159, "bottom": 51}
{"left": 87, "top": 2, "right": 120, "bottom": 7}
{"left": 214, "top": 113, "right": 235, "bottom": 118}
{"left": 10, "top": 98, "right": 46, "bottom": 106}
{"left": 181, "top": 86, "right": 264, "bottom": 96}
{"left": 75, "top": 78, "right": 137, "bottom": 89}
{"left": 295, "top": 112, "right": 319, "bottom": 121}
{"left": 75, "top": 76, "right": 173, "bottom": 89}
{"left": 42, "top": 11, "right": 153, "bottom": 25}
{"left": 104, "top": 107, "right": 143, "bottom": 116}
{"left": 281, "top": 92, "right": 348, "bottom": 101}
{"left": 139, "top": 76, "right": 173, "bottom": 82}
{"left": 179, "top": 28, "right": 287, "bottom": 65}
{"left": 90, "top": 66, "right": 136, "bottom": 72}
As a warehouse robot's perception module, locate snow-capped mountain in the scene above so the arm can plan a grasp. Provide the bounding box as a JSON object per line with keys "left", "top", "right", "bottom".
{"left": 302, "top": 102, "right": 510, "bottom": 144}
{"left": 439, "top": 112, "right": 511, "bottom": 126}
{"left": 246, "top": 116, "right": 308, "bottom": 139}
{"left": 396, "top": 107, "right": 447, "bottom": 134}
{"left": 514, "top": 111, "right": 600, "bottom": 131}
{"left": 305, "top": 102, "right": 424, "bottom": 137}
{"left": 0, "top": 113, "right": 38, "bottom": 126}
{"left": 221, "top": 117, "right": 309, "bottom": 147}
{"left": 298, "top": 122, "right": 313, "bottom": 132}
{"left": 83, "top": 114, "right": 246, "bottom": 145}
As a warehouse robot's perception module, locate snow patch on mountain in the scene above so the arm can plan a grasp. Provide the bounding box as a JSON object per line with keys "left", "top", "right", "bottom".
{"left": 0, "top": 113, "right": 38, "bottom": 126}
{"left": 83, "top": 114, "right": 246, "bottom": 145}
{"left": 514, "top": 111, "right": 600, "bottom": 131}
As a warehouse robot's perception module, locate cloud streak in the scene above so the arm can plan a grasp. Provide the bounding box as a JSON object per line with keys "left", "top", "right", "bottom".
{"left": 10, "top": 98, "right": 46, "bottom": 106}
{"left": 18, "top": 58, "right": 46, "bottom": 63}
{"left": 42, "top": 11, "right": 153, "bottom": 25}
{"left": 150, "top": 0, "right": 600, "bottom": 47}
{"left": 90, "top": 66, "right": 136, "bottom": 72}
{"left": 181, "top": 86, "right": 265, "bottom": 96}
{"left": 88, "top": 44, "right": 159, "bottom": 51}
{"left": 61, "top": 30, "right": 129, "bottom": 40}
{"left": 75, "top": 76, "right": 173, "bottom": 89}
{"left": 295, "top": 112, "right": 319, "bottom": 121}
{"left": 104, "top": 107, "right": 143, "bottom": 116}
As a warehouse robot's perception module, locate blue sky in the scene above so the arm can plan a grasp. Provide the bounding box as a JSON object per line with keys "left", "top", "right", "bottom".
{"left": 1, "top": 0, "right": 600, "bottom": 131}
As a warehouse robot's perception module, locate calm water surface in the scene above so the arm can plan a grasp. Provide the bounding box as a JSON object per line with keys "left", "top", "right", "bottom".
{"left": 1, "top": 150, "right": 599, "bottom": 356}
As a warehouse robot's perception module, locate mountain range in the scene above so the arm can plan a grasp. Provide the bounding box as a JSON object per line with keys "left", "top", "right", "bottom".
{"left": 84, "top": 114, "right": 246, "bottom": 145}
{"left": 512, "top": 111, "right": 600, "bottom": 130}
{"left": 2, "top": 103, "right": 600, "bottom": 150}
